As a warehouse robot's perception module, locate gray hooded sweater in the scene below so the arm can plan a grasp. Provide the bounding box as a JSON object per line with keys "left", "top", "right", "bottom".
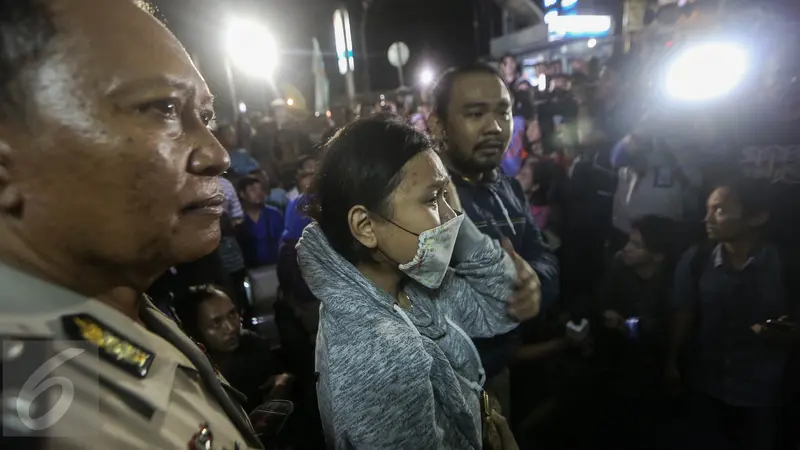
{"left": 297, "top": 215, "right": 518, "bottom": 450}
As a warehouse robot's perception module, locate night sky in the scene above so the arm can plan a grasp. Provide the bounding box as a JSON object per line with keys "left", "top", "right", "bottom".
{"left": 150, "top": 0, "right": 496, "bottom": 115}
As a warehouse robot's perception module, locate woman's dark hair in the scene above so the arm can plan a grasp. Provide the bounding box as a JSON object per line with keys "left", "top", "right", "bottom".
{"left": 318, "top": 126, "right": 339, "bottom": 147}
{"left": 630, "top": 215, "right": 678, "bottom": 256}
{"left": 305, "top": 115, "right": 433, "bottom": 264}
{"left": 431, "top": 62, "right": 507, "bottom": 122}
{"left": 173, "top": 284, "right": 228, "bottom": 344}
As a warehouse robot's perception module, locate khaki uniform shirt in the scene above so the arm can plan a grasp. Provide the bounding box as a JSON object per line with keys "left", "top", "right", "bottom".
{"left": 0, "top": 264, "right": 263, "bottom": 450}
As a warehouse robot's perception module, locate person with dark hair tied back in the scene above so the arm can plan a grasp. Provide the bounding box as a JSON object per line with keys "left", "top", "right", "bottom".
{"left": 297, "top": 116, "right": 539, "bottom": 449}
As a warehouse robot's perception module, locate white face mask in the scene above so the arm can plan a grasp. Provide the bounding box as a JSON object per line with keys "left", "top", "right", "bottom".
{"left": 387, "top": 214, "right": 464, "bottom": 289}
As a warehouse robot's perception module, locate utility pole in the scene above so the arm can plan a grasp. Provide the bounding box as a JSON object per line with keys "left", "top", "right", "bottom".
{"left": 472, "top": 0, "right": 481, "bottom": 58}
{"left": 360, "top": 0, "right": 373, "bottom": 94}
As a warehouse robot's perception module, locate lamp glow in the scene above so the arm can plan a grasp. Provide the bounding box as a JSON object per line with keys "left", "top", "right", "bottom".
{"left": 286, "top": 98, "right": 295, "bottom": 106}
{"left": 664, "top": 43, "right": 748, "bottom": 101}
{"left": 225, "top": 18, "right": 279, "bottom": 79}
{"left": 419, "top": 68, "right": 435, "bottom": 86}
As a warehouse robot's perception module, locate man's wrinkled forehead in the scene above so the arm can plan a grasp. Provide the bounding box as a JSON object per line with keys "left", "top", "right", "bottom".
{"left": 44, "top": 0, "right": 200, "bottom": 91}
{"left": 450, "top": 72, "right": 511, "bottom": 108}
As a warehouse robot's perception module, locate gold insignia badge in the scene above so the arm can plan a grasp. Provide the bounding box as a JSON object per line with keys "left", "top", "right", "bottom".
{"left": 62, "top": 314, "right": 155, "bottom": 378}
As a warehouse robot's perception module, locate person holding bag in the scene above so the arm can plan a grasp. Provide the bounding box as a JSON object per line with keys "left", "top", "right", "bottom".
{"left": 297, "top": 116, "right": 537, "bottom": 449}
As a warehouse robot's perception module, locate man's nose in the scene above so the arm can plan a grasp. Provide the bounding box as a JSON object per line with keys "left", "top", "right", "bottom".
{"left": 221, "top": 319, "right": 238, "bottom": 333}
{"left": 188, "top": 137, "right": 230, "bottom": 177}
{"left": 485, "top": 119, "right": 503, "bottom": 135}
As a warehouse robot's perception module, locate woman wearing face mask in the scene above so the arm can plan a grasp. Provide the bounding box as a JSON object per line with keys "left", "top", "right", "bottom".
{"left": 297, "top": 116, "right": 539, "bottom": 449}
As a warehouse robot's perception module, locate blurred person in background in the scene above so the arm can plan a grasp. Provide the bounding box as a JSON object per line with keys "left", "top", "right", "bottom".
{"left": 286, "top": 156, "right": 316, "bottom": 202}
{"left": 248, "top": 167, "right": 288, "bottom": 211}
{"left": 410, "top": 112, "right": 428, "bottom": 133}
{"left": 609, "top": 126, "right": 703, "bottom": 254}
{"left": 668, "top": 180, "right": 794, "bottom": 450}
{"left": 217, "top": 123, "right": 260, "bottom": 177}
{"left": 174, "top": 285, "right": 292, "bottom": 413}
{"left": 297, "top": 116, "right": 538, "bottom": 449}
{"left": 594, "top": 215, "right": 679, "bottom": 450}
{"left": 236, "top": 176, "right": 284, "bottom": 268}
{"left": 429, "top": 62, "right": 559, "bottom": 416}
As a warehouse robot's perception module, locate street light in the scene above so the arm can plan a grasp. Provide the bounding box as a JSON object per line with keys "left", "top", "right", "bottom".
{"left": 224, "top": 18, "right": 279, "bottom": 79}
{"left": 419, "top": 67, "right": 435, "bottom": 86}
{"left": 223, "top": 17, "right": 279, "bottom": 119}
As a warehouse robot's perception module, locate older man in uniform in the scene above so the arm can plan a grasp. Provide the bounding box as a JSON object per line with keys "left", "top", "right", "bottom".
{"left": 0, "top": 0, "right": 262, "bottom": 449}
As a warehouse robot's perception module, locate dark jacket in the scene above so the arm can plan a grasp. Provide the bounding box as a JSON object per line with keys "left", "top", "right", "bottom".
{"left": 217, "top": 330, "right": 284, "bottom": 413}
{"left": 451, "top": 169, "right": 560, "bottom": 377}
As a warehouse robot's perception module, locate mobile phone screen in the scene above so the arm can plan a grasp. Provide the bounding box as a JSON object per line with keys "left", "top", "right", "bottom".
{"left": 249, "top": 400, "right": 294, "bottom": 438}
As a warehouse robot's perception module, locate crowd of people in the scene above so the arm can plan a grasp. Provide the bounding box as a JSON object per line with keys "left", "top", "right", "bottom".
{"left": 142, "top": 51, "right": 799, "bottom": 450}
{"left": 1, "top": 1, "right": 799, "bottom": 450}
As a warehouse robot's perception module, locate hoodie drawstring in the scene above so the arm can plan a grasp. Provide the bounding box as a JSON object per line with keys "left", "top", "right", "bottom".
{"left": 490, "top": 190, "right": 517, "bottom": 236}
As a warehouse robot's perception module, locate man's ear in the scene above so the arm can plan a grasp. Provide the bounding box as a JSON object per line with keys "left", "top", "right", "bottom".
{"left": 347, "top": 205, "right": 377, "bottom": 250}
{"left": 0, "top": 140, "right": 22, "bottom": 215}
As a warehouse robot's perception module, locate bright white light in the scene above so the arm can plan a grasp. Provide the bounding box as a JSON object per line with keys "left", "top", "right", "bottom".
{"left": 538, "top": 73, "right": 547, "bottom": 92}
{"left": 665, "top": 43, "right": 748, "bottom": 101}
{"left": 238, "top": 102, "right": 247, "bottom": 113}
{"left": 544, "top": 0, "right": 557, "bottom": 7}
{"left": 544, "top": 10, "right": 559, "bottom": 24}
{"left": 286, "top": 98, "right": 295, "bottom": 106}
{"left": 562, "top": 0, "right": 578, "bottom": 7}
{"left": 419, "top": 68, "right": 435, "bottom": 86}
{"left": 587, "top": 38, "right": 597, "bottom": 48}
{"left": 333, "top": 9, "right": 354, "bottom": 75}
{"left": 225, "top": 18, "right": 279, "bottom": 79}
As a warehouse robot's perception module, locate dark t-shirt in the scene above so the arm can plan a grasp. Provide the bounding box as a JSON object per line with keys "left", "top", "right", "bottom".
{"left": 217, "top": 331, "right": 283, "bottom": 413}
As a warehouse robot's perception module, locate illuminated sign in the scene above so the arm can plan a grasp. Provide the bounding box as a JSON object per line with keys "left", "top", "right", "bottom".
{"left": 333, "top": 9, "right": 355, "bottom": 75}
{"left": 547, "top": 15, "right": 613, "bottom": 41}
